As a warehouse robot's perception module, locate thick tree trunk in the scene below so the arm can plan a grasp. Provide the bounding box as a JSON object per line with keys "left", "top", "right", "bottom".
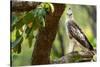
{"left": 31, "top": 4, "right": 65, "bottom": 65}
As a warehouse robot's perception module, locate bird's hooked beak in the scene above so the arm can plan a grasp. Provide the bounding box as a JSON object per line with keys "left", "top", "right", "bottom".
{"left": 67, "top": 8, "right": 73, "bottom": 17}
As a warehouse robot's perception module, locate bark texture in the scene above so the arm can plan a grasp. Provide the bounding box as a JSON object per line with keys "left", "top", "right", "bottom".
{"left": 52, "top": 51, "right": 95, "bottom": 64}
{"left": 31, "top": 4, "right": 65, "bottom": 65}
{"left": 11, "top": 1, "right": 40, "bottom": 12}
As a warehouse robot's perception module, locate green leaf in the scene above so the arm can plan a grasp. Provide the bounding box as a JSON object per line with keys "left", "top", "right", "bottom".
{"left": 25, "top": 25, "right": 35, "bottom": 48}
{"left": 25, "top": 26, "right": 32, "bottom": 38}
{"left": 12, "top": 30, "right": 23, "bottom": 53}
{"left": 33, "top": 8, "right": 46, "bottom": 27}
{"left": 11, "top": 16, "right": 19, "bottom": 31}
{"left": 28, "top": 36, "right": 33, "bottom": 48}
{"left": 16, "top": 30, "right": 21, "bottom": 38}
{"left": 48, "top": 3, "right": 54, "bottom": 13}
{"left": 11, "top": 28, "right": 17, "bottom": 42}
{"left": 40, "top": 3, "right": 54, "bottom": 13}
{"left": 37, "top": 16, "right": 45, "bottom": 27}
{"left": 26, "top": 27, "right": 34, "bottom": 48}
{"left": 12, "top": 15, "right": 18, "bottom": 24}
{"left": 12, "top": 36, "right": 23, "bottom": 48}
{"left": 17, "top": 42, "right": 21, "bottom": 54}
{"left": 12, "top": 10, "right": 35, "bottom": 30}
{"left": 12, "top": 36, "right": 23, "bottom": 53}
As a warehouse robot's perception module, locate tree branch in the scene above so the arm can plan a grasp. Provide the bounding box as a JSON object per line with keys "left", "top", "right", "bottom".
{"left": 11, "top": 1, "right": 40, "bottom": 12}
{"left": 52, "top": 51, "right": 95, "bottom": 64}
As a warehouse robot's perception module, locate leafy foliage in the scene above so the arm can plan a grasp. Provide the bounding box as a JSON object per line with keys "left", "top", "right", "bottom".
{"left": 11, "top": 3, "right": 54, "bottom": 53}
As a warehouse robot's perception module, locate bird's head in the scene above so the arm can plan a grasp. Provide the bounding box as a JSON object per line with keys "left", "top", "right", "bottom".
{"left": 67, "top": 8, "right": 73, "bottom": 20}
{"left": 67, "top": 8, "right": 73, "bottom": 16}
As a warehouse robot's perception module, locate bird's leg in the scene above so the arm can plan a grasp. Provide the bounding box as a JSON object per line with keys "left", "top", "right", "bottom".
{"left": 67, "top": 39, "right": 75, "bottom": 53}
{"left": 68, "top": 38, "right": 78, "bottom": 53}
{"left": 71, "top": 38, "right": 81, "bottom": 52}
{"left": 68, "top": 37, "right": 84, "bottom": 53}
{"left": 72, "top": 39, "right": 77, "bottom": 51}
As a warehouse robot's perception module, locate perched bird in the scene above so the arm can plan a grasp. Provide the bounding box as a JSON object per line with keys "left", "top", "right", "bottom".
{"left": 65, "top": 8, "right": 94, "bottom": 53}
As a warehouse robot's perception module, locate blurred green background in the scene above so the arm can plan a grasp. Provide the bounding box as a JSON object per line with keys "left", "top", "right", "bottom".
{"left": 12, "top": 4, "right": 96, "bottom": 66}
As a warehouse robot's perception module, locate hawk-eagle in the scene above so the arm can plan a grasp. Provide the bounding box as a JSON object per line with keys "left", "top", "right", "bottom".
{"left": 66, "top": 8, "right": 94, "bottom": 52}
